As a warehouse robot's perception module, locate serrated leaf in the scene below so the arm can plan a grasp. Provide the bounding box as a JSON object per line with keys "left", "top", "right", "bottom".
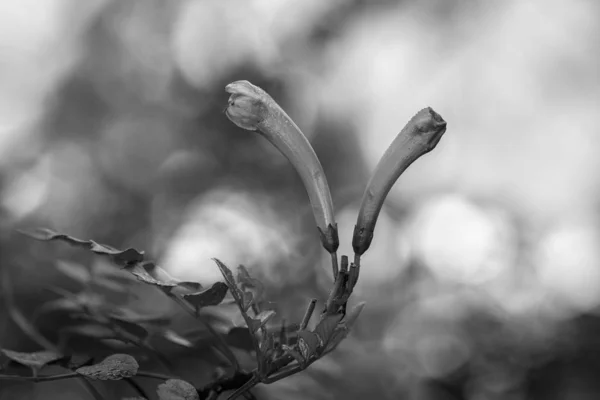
{"left": 1, "top": 349, "right": 63, "bottom": 372}
{"left": 55, "top": 260, "right": 91, "bottom": 284}
{"left": 237, "top": 265, "right": 265, "bottom": 297}
{"left": 19, "top": 228, "right": 144, "bottom": 266}
{"left": 313, "top": 314, "right": 343, "bottom": 347}
{"left": 344, "top": 302, "right": 366, "bottom": 329}
{"left": 296, "top": 331, "right": 320, "bottom": 360}
{"left": 157, "top": 379, "right": 199, "bottom": 400}
{"left": 182, "top": 282, "right": 228, "bottom": 309}
{"left": 75, "top": 354, "right": 138, "bottom": 380}
{"left": 247, "top": 310, "right": 275, "bottom": 333}
{"left": 163, "top": 330, "right": 194, "bottom": 348}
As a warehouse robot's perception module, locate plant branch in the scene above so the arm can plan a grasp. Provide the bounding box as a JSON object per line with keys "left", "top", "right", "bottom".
{"left": 0, "top": 370, "right": 178, "bottom": 383}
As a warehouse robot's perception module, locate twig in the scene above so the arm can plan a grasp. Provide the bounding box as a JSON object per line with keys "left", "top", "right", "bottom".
{"left": 0, "top": 370, "right": 177, "bottom": 383}
{"left": 299, "top": 299, "right": 317, "bottom": 330}
{"left": 124, "top": 377, "right": 151, "bottom": 399}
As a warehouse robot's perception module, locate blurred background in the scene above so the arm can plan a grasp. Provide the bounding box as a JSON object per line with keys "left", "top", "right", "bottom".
{"left": 1, "top": 0, "right": 600, "bottom": 399}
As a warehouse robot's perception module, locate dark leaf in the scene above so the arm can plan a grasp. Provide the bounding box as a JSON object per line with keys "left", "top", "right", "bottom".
{"left": 19, "top": 228, "right": 144, "bottom": 266}
{"left": 157, "top": 379, "right": 199, "bottom": 400}
{"left": 75, "top": 354, "right": 138, "bottom": 380}
{"left": 225, "top": 327, "right": 255, "bottom": 351}
{"left": 247, "top": 310, "right": 275, "bottom": 333}
{"left": 313, "top": 314, "right": 343, "bottom": 347}
{"left": 122, "top": 397, "right": 147, "bottom": 400}
{"left": 182, "top": 282, "right": 228, "bottom": 309}
{"left": 1, "top": 349, "right": 63, "bottom": 372}
{"left": 296, "top": 331, "right": 320, "bottom": 360}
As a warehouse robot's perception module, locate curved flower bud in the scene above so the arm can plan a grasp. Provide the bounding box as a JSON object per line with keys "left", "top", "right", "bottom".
{"left": 353, "top": 107, "right": 447, "bottom": 256}
{"left": 225, "top": 80, "right": 339, "bottom": 254}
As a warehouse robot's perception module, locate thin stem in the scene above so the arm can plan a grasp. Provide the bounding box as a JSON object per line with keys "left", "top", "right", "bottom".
{"left": 330, "top": 252, "right": 339, "bottom": 279}
{"left": 226, "top": 375, "right": 259, "bottom": 400}
{"left": 0, "top": 370, "right": 178, "bottom": 382}
{"left": 299, "top": 299, "right": 317, "bottom": 330}
{"left": 125, "top": 377, "right": 151, "bottom": 399}
{"left": 168, "top": 292, "right": 240, "bottom": 370}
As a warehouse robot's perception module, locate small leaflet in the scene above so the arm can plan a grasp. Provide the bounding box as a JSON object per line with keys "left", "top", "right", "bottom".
{"left": 75, "top": 354, "right": 139, "bottom": 380}
{"left": 156, "top": 379, "right": 199, "bottom": 400}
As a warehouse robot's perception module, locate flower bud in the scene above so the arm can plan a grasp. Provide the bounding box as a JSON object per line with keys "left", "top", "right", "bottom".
{"left": 353, "top": 107, "right": 447, "bottom": 256}
{"left": 225, "top": 80, "right": 339, "bottom": 253}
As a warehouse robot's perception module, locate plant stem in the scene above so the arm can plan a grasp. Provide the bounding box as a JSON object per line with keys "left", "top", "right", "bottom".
{"left": 0, "top": 370, "right": 177, "bottom": 382}
{"left": 299, "top": 299, "right": 317, "bottom": 330}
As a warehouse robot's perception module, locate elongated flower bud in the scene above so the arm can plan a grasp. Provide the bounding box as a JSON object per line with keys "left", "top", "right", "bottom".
{"left": 225, "top": 80, "right": 339, "bottom": 253}
{"left": 353, "top": 107, "right": 447, "bottom": 256}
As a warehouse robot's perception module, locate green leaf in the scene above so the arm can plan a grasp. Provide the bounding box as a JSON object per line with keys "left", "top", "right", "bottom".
{"left": 75, "top": 354, "right": 138, "bottom": 380}
{"left": 19, "top": 228, "right": 144, "bottom": 266}
{"left": 1, "top": 349, "right": 63, "bottom": 374}
{"left": 313, "top": 314, "right": 343, "bottom": 348}
{"left": 157, "top": 379, "right": 199, "bottom": 400}
{"left": 182, "top": 282, "right": 229, "bottom": 309}
{"left": 247, "top": 310, "right": 275, "bottom": 333}
{"left": 296, "top": 331, "right": 320, "bottom": 361}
